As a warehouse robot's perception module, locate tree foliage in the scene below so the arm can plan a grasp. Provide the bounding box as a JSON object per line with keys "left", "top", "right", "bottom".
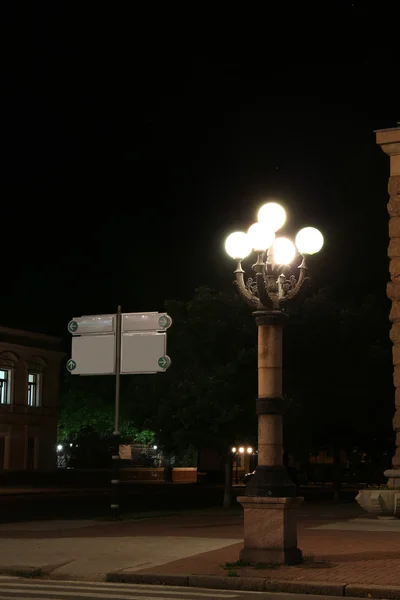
{"left": 59, "top": 285, "right": 394, "bottom": 468}
{"left": 122, "top": 286, "right": 258, "bottom": 454}
{"left": 58, "top": 374, "right": 154, "bottom": 444}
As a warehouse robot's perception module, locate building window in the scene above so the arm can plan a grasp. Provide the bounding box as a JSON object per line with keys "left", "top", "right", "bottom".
{"left": 0, "top": 369, "right": 11, "bottom": 405}
{"left": 28, "top": 373, "right": 41, "bottom": 407}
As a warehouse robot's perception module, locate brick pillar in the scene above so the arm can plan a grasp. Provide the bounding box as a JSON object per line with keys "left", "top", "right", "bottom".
{"left": 377, "top": 127, "right": 400, "bottom": 484}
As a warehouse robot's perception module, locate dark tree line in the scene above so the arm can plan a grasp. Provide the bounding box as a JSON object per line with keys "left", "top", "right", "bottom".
{"left": 58, "top": 286, "right": 394, "bottom": 475}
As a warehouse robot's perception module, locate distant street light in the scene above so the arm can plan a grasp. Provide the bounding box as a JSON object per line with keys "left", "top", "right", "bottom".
{"left": 225, "top": 201, "right": 323, "bottom": 564}
{"left": 232, "top": 446, "right": 254, "bottom": 484}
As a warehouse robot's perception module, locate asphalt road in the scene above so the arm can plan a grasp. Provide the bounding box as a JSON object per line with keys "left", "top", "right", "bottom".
{"left": 0, "top": 484, "right": 359, "bottom": 524}
{"left": 0, "top": 484, "right": 232, "bottom": 523}
{"left": 0, "top": 577, "right": 364, "bottom": 600}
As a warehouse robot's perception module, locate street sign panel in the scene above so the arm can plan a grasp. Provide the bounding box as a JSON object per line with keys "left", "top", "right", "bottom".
{"left": 122, "top": 312, "right": 172, "bottom": 332}
{"left": 67, "top": 311, "right": 172, "bottom": 375}
{"left": 121, "top": 332, "right": 167, "bottom": 374}
{"left": 71, "top": 334, "right": 115, "bottom": 375}
{"left": 68, "top": 315, "right": 115, "bottom": 336}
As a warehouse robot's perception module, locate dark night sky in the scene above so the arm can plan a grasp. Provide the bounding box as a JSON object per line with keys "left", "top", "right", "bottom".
{"left": 2, "top": 3, "right": 399, "bottom": 341}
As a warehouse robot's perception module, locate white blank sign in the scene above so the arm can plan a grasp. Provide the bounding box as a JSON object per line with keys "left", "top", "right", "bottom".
{"left": 71, "top": 335, "right": 116, "bottom": 375}
{"left": 121, "top": 332, "right": 166, "bottom": 374}
{"left": 72, "top": 314, "right": 115, "bottom": 335}
{"left": 122, "top": 312, "right": 160, "bottom": 332}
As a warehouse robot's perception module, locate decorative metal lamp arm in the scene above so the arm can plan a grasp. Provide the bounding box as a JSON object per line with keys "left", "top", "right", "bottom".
{"left": 252, "top": 252, "right": 272, "bottom": 309}
{"left": 256, "top": 272, "right": 272, "bottom": 309}
{"left": 281, "top": 255, "right": 310, "bottom": 304}
{"left": 234, "top": 261, "right": 259, "bottom": 309}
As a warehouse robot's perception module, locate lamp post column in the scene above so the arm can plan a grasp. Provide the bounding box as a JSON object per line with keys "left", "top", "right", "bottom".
{"left": 238, "top": 309, "right": 302, "bottom": 565}
{"left": 245, "top": 311, "right": 295, "bottom": 497}
{"left": 246, "top": 310, "right": 296, "bottom": 498}
{"left": 257, "top": 314, "right": 283, "bottom": 466}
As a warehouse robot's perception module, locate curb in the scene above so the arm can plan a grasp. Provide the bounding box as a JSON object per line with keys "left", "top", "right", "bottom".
{"left": 345, "top": 584, "right": 400, "bottom": 600}
{"left": 106, "top": 572, "right": 400, "bottom": 599}
{"left": 0, "top": 566, "right": 42, "bottom": 578}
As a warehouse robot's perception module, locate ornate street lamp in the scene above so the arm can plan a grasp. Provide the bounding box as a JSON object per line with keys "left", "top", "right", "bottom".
{"left": 225, "top": 202, "right": 323, "bottom": 564}
{"left": 232, "top": 446, "right": 254, "bottom": 484}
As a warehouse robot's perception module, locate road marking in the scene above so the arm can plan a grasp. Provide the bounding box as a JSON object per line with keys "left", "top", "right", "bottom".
{"left": 0, "top": 580, "right": 238, "bottom": 598}
{"left": 0, "top": 597, "right": 63, "bottom": 600}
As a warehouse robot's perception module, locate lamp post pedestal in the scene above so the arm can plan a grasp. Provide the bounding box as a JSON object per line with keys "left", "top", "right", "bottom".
{"left": 238, "top": 496, "right": 303, "bottom": 564}
{"left": 238, "top": 310, "right": 303, "bottom": 564}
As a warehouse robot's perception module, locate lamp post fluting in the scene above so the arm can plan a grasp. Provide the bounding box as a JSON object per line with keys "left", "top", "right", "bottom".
{"left": 225, "top": 203, "right": 323, "bottom": 564}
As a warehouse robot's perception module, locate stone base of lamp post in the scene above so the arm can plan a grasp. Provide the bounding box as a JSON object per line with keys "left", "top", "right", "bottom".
{"left": 245, "top": 465, "right": 297, "bottom": 498}
{"left": 384, "top": 469, "right": 400, "bottom": 489}
{"left": 238, "top": 496, "right": 303, "bottom": 565}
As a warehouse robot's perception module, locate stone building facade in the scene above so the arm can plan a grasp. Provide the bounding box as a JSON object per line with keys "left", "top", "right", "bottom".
{"left": 377, "top": 127, "right": 400, "bottom": 482}
{"left": 0, "top": 326, "right": 64, "bottom": 471}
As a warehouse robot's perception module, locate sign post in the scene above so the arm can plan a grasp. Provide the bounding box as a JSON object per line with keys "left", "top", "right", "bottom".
{"left": 67, "top": 308, "right": 172, "bottom": 519}
{"left": 111, "top": 305, "right": 122, "bottom": 520}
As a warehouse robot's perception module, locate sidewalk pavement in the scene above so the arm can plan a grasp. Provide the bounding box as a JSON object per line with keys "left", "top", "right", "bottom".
{"left": 1, "top": 505, "right": 400, "bottom": 597}
{"left": 0, "top": 487, "right": 103, "bottom": 495}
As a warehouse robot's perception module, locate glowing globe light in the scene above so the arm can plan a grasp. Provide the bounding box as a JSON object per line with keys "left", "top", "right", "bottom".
{"left": 247, "top": 222, "right": 275, "bottom": 252}
{"left": 273, "top": 237, "right": 296, "bottom": 265}
{"left": 225, "top": 232, "right": 252, "bottom": 260}
{"left": 257, "top": 202, "right": 286, "bottom": 232}
{"left": 295, "top": 227, "right": 324, "bottom": 255}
